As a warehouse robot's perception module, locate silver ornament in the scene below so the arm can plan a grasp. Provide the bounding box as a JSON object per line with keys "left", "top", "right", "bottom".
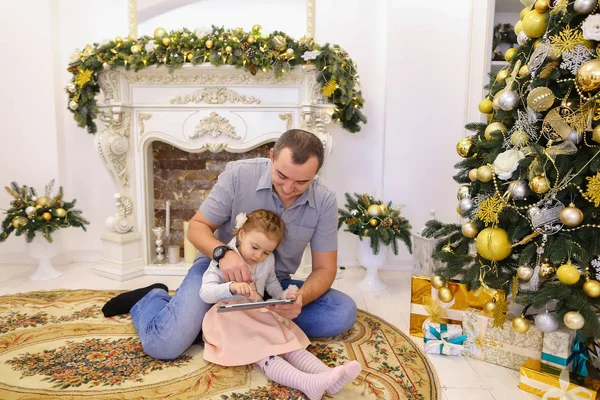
{"left": 566, "top": 129, "right": 583, "bottom": 145}
{"left": 535, "top": 311, "right": 559, "bottom": 333}
{"left": 350, "top": 209, "right": 359, "bottom": 216}
{"left": 498, "top": 91, "right": 520, "bottom": 111}
{"left": 69, "top": 101, "right": 78, "bottom": 110}
{"left": 458, "top": 198, "right": 473, "bottom": 216}
{"left": 574, "top": 0, "right": 597, "bottom": 14}
{"left": 25, "top": 206, "right": 36, "bottom": 217}
{"left": 66, "top": 83, "right": 76, "bottom": 93}
{"left": 509, "top": 180, "right": 529, "bottom": 200}
{"left": 457, "top": 185, "right": 471, "bottom": 200}
{"left": 517, "top": 31, "right": 529, "bottom": 46}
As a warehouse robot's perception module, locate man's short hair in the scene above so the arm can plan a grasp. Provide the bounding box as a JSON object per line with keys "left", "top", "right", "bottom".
{"left": 273, "top": 129, "right": 324, "bottom": 171}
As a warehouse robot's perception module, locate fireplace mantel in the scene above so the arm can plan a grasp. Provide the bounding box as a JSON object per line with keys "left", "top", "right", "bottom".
{"left": 92, "top": 64, "right": 335, "bottom": 280}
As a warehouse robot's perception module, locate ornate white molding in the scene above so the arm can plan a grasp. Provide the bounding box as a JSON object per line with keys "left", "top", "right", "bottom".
{"left": 191, "top": 112, "right": 240, "bottom": 140}
{"left": 202, "top": 143, "right": 229, "bottom": 153}
{"left": 95, "top": 107, "right": 132, "bottom": 189}
{"left": 170, "top": 87, "right": 261, "bottom": 105}
{"left": 137, "top": 113, "right": 152, "bottom": 136}
{"left": 306, "top": 0, "right": 315, "bottom": 38}
{"left": 106, "top": 193, "right": 134, "bottom": 233}
{"left": 279, "top": 113, "right": 293, "bottom": 130}
{"left": 301, "top": 109, "right": 332, "bottom": 151}
{"left": 122, "top": 70, "right": 305, "bottom": 85}
{"left": 307, "top": 69, "right": 326, "bottom": 105}
{"left": 98, "top": 71, "right": 122, "bottom": 103}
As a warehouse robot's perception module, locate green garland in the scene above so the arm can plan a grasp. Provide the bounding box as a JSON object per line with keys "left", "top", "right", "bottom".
{"left": 338, "top": 193, "right": 412, "bottom": 255}
{"left": 0, "top": 181, "right": 89, "bottom": 243}
{"left": 66, "top": 25, "right": 366, "bottom": 134}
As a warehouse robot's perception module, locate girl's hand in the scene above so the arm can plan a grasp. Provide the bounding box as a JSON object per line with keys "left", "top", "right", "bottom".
{"left": 230, "top": 282, "right": 253, "bottom": 297}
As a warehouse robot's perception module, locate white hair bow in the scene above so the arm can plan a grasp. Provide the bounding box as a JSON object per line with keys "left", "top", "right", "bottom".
{"left": 235, "top": 213, "right": 248, "bottom": 229}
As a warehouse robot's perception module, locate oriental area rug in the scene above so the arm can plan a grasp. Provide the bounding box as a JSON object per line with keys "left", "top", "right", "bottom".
{"left": 0, "top": 289, "right": 440, "bottom": 399}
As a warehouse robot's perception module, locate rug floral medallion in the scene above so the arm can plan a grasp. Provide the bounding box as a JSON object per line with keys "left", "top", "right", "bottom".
{"left": 0, "top": 290, "right": 440, "bottom": 399}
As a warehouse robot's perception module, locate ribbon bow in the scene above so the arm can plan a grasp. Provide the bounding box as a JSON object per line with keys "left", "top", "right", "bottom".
{"left": 422, "top": 295, "right": 447, "bottom": 324}
{"left": 542, "top": 367, "right": 592, "bottom": 400}
{"left": 424, "top": 325, "right": 467, "bottom": 356}
{"left": 567, "top": 331, "right": 589, "bottom": 377}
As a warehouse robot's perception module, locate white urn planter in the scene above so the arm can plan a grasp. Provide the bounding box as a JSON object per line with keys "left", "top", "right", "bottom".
{"left": 26, "top": 236, "right": 62, "bottom": 281}
{"left": 358, "top": 239, "right": 388, "bottom": 291}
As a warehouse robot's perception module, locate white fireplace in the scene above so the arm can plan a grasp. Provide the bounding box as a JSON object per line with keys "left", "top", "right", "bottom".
{"left": 92, "top": 64, "right": 334, "bottom": 280}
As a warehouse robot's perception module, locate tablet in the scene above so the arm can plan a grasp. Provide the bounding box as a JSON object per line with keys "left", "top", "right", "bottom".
{"left": 217, "top": 299, "right": 295, "bottom": 313}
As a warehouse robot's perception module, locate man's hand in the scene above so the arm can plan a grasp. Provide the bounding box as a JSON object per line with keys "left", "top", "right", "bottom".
{"left": 267, "top": 293, "right": 303, "bottom": 319}
{"left": 219, "top": 251, "right": 251, "bottom": 283}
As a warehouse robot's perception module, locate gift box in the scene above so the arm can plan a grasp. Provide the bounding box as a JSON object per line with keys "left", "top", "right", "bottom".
{"left": 519, "top": 358, "right": 600, "bottom": 399}
{"left": 462, "top": 308, "right": 543, "bottom": 370}
{"left": 409, "top": 275, "right": 497, "bottom": 337}
{"left": 423, "top": 322, "right": 466, "bottom": 356}
{"left": 542, "top": 328, "right": 589, "bottom": 377}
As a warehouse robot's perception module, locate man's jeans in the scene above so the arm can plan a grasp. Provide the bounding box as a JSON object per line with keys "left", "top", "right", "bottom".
{"left": 130, "top": 257, "right": 358, "bottom": 360}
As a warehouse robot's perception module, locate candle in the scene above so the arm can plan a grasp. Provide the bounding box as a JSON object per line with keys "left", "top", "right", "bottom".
{"left": 183, "top": 221, "right": 197, "bottom": 264}
{"left": 167, "top": 245, "right": 181, "bottom": 264}
{"left": 165, "top": 200, "right": 171, "bottom": 236}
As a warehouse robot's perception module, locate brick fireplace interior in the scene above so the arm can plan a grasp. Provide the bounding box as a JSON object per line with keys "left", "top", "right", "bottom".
{"left": 152, "top": 141, "right": 274, "bottom": 256}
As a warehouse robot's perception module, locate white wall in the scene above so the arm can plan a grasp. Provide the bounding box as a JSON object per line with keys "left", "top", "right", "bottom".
{"left": 0, "top": 0, "right": 489, "bottom": 271}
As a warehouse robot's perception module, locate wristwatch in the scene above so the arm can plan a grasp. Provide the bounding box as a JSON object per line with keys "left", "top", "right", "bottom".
{"left": 212, "top": 245, "right": 232, "bottom": 263}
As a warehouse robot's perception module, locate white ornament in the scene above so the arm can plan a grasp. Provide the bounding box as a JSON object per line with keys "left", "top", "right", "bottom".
{"left": 517, "top": 31, "right": 530, "bottom": 46}
{"left": 235, "top": 212, "right": 248, "bottom": 229}
{"left": 66, "top": 83, "right": 76, "bottom": 93}
{"left": 69, "top": 101, "right": 78, "bottom": 110}
{"left": 301, "top": 50, "right": 320, "bottom": 61}
{"left": 583, "top": 14, "right": 600, "bottom": 40}
{"left": 25, "top": 206, "right": 36, "bottom": 217}
{"left": 194, "top": 26, "right": 211, "bottom": 39}
{"left": 534, "top": 311, "right": 559, "bottom": 333}
{"left": 493, "top": 149, "right": 525, "bottom": 180}
{"left": 458, "top": 198, "right": 473, "bottom": 215}
{"left": 144, "top": 41, "right": 157, "bottom": 53}
{"left": 560, "top": 44, "right": 592, "bottom": 75}
{"left": 592, "top": 256, "right": 600, "bottom": 280}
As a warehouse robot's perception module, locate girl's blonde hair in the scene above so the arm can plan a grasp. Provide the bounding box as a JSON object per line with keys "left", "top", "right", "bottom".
{"left": 236, "top": 209, "right": 285, "bottom": 245}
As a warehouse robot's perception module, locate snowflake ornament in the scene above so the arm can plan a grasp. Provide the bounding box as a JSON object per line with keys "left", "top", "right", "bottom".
{"left": 505, "top": 110, "right": 540, "bottom": 149}
{"left": 560, "top": 44, "right": 592, "bottom": 75}
{"left": 592, "top": 256, "right": 600, "bottom": 280}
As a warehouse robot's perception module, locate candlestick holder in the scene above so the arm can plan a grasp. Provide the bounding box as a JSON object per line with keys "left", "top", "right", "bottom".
{"left": 152, "top": 227, "right": 166, "bottom": 264}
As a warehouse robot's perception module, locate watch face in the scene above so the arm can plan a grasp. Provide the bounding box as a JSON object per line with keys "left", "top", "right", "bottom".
{"left": 215, "top": 247, "right": 224, "bottom": 258}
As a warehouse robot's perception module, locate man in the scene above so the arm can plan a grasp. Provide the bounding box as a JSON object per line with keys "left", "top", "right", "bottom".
{"left": 102, "top": 129, "right": 357, "bottom": 360}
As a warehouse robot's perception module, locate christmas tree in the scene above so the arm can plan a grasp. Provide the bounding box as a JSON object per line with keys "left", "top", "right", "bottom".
{"left": 424, "top": 0, "right": 600, "bottom": 339}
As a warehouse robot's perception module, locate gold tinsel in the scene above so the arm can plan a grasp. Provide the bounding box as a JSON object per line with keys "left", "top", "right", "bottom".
{"left": 491, "top": 296, "right": 509, "bottom": 328}
{"left": 512, "top": 275, "right": 519, "bottom": 298}
{"left": 362, "top": 194, "right": 371, "bottom": 207}
{"left": 594, "top": 99, "right": 600, "bottom": 121}
{"left": 549, "top": 27, "right": 586, "bottom": 56}
{"left": 321, "top": 79, "right": 338, "bottom": 97}
{"left": 540, "top": 61, "right": 559, "bottom": 79}
{"left": 346, "top": 217, "right": 358, "bottom": 225}
{"left": 566, "top": 105, "right": 593, "bottom": 133}
{"left": 584, "top": 172, "right": 600, "bottom": 207}
{"left": 75, "top": 69, "right": 93, "bottom": 87}
{"left": 476, "top": 194, "right": 504, "bottom": 226}
{"left": 551, "top": 0, "right": 568, "bottom": 15}
{"left": 4, "top": 186, "right": 19, "bottom": 199}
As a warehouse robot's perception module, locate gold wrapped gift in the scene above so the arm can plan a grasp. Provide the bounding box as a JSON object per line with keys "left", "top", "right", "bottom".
{"left": 519, "top": 358, "right": 600, "bottom": 399}
{"left": 409, "top": 275, "right": 496, "bottom": 337}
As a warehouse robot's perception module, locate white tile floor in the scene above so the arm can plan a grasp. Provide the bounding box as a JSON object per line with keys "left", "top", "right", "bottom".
{"left": 0, "top": 263, "right": 538, "bottom": 399}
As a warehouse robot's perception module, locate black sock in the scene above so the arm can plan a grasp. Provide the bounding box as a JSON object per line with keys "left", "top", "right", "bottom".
{"left": 102, "top": 283, "right": 168, "bottom": 317}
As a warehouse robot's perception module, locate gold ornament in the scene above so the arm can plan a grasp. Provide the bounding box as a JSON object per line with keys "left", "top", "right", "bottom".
{"left": 504, "top": 48, "right": 518, "bottom": 62}
{"left": 476, "top": 194, "right": 504, "bottom": 226}
{"left": 225, "top": 46, "right": 232, "bottom": 54}
{"left": 510, "top": 129, "right": 530, "bottom": 147}
{"left": 205, "top": 39, "right": 214, "bottom": 49}
{"left": 517, "top": 265, "right": 535, "bottom": 281}
{"left": 286, "top": 48, "right": 295, "bottom": 57}
{"left": 563, "top": 311, "right": 585, "bottom": 330}
{"left": 153, "top": 28, "right": 167, "bottom": 39}
{"left": 457, "top": 185, "right": 470, "bottom": 200}
{"left": 272, "top": 35, "right": 287, "bottom": 51}
{"left": 456, "top": 138, "right": 475, "bottom": 158}
{"left": 560, "top": 203, "right": 583, "bottom": 227}
{"left": 35, "top": 204, "right": 42, "bottom": 210}
{"left": 477, "top": 165, "right": 494, "bottom": 183}
{"left": 520, "top": 7, "right": 530, "bottom": 20}
{"left": 584, "top": 172, "right": 600, "bottom": 207}
{"left": 468, "top": 169, "right": 478, "bottom": 182}
{"left": 442, "top": 244, "right": 455, "bottom": 254}
{"left": 584, "top": 278, "right": 600, "bottom": 298}
{"left": 252, "top": 24, "right": 262, "bottom": 34}
{"left": 496, "top": 69, "right": 510, "bottom": 83}
{"left": 522, "top": 10, "right": 548, "bottom": 38}
{"left": 42, "top": 212, "right": 52, "bottom": 221}
{"left": 438, "top": 286, "right": 455, "bottom": 303}
{"left": 369, "top": 218, "right": 379, "bottom": 227}
{"left": 535, "top": 0, "right": 550, "bottom": 12}
{"left": 478, "top": 99, "right": 493, "bottom": 114}
{"left": 461, "top": 221, "right": 479, "bottom": 238}
{"left": 379, "top": 204, "right": 388, "bottom": 214}
{"left": 130, "top": 44, "right": 141, "bottom": 54}
{"left": 576, "top": 59, "right": 600, "bottom": 92}
{"left": 519, "top": 64, "right": 530, "bottom": 77}
{"left": 367, "top": 204, "right": 383, "bottom": 216}
{"left": 556, "top": 262, "right": 581, "bottom": 285}
{"left": 161, "top": 37, "right": 171, "bottom": 46}
{"left": 483, "top": 299, "right": 497, "bottom": 317}
{"left": 11, "top": 216, "right": 27, "bottom": 229}
{"left": 527, "top": 87, "right": 555, "bottom": 112}
{"left": 512, "top": 316, "right": 531, "bottom": 333}
{"left": 431, "top": 275, "right": 445, "bottom": 289}
{"left": 247, "top": 35, "right": 256, "bottom": 44}
{"left": 593, "top": 125, "right": 600, "bottom": 143}
{"left": 539, "top": 259, "right": 556, "bottom": 278}
{"left": 186, "top": 52, "right": 193, "bottom": 61}
{"left": 550, "top": 26, "right": 586, "bottom": 56}
{"left": 530, "top": 175, "right": 550, "bottom": 194}
{"left": 55, "top": 208, "right": 67, "bottom": 218}
{"left": 475, "top": 227, "right": 512, "bottom": 261}
{"left": 515, "top": 20, "right": 523, "bottom": 35}
{"left": 115, "top": 36, "right": 123, "bottom": 43}
{"left": 36, "top": 196, "right": 51, "bottom": 207}
{"left": 484, "top": 122, "right": 507, "bottom": 140}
